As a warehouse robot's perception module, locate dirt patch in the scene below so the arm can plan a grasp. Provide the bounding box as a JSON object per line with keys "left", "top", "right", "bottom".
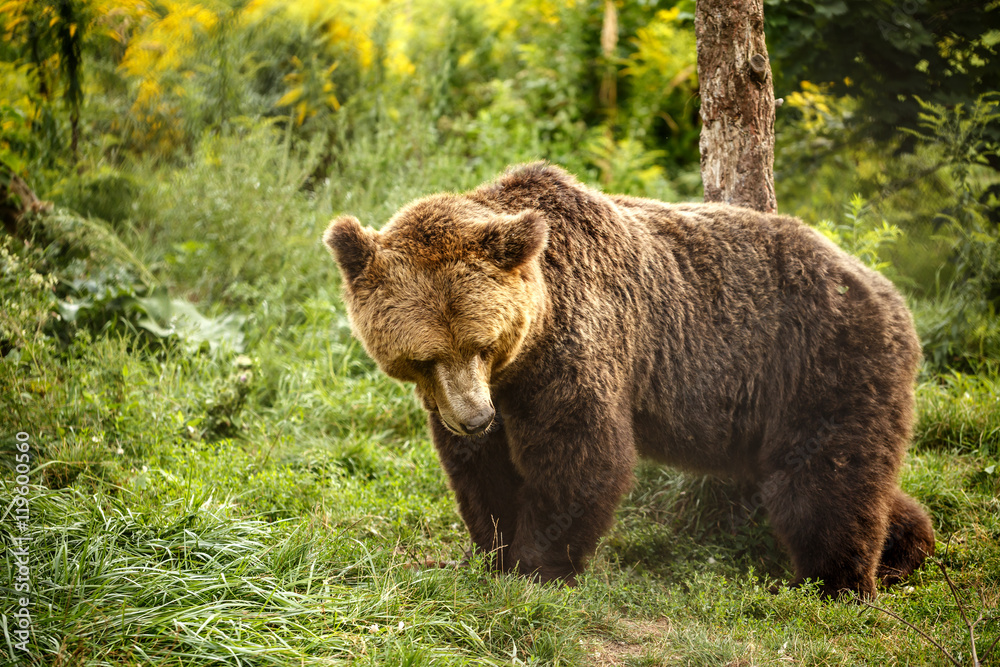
{"left": 584, "top": 617, "right": 675, "bottom": 666}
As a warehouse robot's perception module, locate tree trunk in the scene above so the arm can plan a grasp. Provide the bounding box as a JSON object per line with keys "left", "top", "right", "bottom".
{"left": 597, "top": 0, "right": 618, "bottom": 186}
{"left": 695, "top": 0, "right": 777, "bottom": 213}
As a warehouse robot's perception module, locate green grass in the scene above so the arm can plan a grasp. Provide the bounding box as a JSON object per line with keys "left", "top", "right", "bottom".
{"left": 915, "top": 372, "right": 1000, "bottom": 455}
{"left": 2, "top": 125, "right": 999, "bottom": 666}
{"left": 5, "top": 481, "right": 588, "bottom": 665}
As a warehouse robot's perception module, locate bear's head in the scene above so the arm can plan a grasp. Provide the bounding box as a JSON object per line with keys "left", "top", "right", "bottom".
{"left": 324, "top": 195, "right": 549, "bottom": 436}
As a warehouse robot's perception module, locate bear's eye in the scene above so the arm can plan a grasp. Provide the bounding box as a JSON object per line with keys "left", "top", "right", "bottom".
{"left": 387, "top": 357, "right": 433, "bottom": 380}
{"left": 396, "top": 358, "right": 434, "bottom": 379}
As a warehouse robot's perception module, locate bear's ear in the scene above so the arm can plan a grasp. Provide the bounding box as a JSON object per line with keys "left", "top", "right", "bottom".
{"left": 479, "top": 209, "right": 548, "bottom": 271}
{"left": 324, "top": 215, "right": 379, "bottom": 286}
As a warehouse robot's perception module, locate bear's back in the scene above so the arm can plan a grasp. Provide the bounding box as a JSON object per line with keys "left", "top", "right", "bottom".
{"left": 604, "top": 195, "right": 920, "bottom": 474}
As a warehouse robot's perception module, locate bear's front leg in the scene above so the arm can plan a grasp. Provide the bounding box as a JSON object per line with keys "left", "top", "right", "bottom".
{"left": 503, "top": 412, "right": 637, "bottom": 584}
{"left": 428, "top": 412, "right": 524, "bottom": 571}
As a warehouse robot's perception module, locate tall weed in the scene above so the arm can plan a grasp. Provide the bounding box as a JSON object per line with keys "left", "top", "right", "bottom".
{"left": 139, "top": 122, "right": 330, "bottom": 303}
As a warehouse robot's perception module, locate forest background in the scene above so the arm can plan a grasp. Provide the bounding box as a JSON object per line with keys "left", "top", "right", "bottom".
{"left": 1, "top": 0, "right": 999, "bottom": 665}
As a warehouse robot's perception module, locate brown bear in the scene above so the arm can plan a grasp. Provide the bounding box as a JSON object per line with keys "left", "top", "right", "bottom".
{"left": 324, "top": 162, "right": 935, "bottom": 598}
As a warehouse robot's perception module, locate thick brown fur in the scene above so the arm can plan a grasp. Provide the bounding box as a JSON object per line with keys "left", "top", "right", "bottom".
{"left": 324, "top": 163, "right": 935, "bottom": 598}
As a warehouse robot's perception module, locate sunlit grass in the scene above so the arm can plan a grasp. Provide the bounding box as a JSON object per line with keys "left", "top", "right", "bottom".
{"left": 915, "top": 372, "right": 1000, "bottom": 455}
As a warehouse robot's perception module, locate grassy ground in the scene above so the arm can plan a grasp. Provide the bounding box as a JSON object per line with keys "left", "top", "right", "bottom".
{"left": 2, "top": 129, "right": 999, "bottom": 666}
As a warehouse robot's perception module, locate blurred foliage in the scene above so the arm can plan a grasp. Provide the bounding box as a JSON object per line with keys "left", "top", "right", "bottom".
{"left": 814, "top": 194, "right": 902, "bottom": 275}
{"left": 907, "top": 94, "right": 1000, "bottom": 371}
{"left": 2, "top": 206, "right": 245, "bottom": 357}
{"left": 1, "top": 0, "right": 89, "bottom": 158}
{"left": 0, "top": 0, "right": 997, "bottom": 374}
{"left": 0, "top": 0, "right": 707, "bottom": 190}
{"left": 0, "top": 234, "right": 58, "bottom": 360}
{"left": 620, "top": 7, "right": 699, "bottom": 167}
{"left": 765, "top": 0, "right": 1000, "bottom": 158}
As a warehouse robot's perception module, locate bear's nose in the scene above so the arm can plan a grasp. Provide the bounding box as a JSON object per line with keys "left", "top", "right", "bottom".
{"left": 461, "top": 407, "right": 495, "bottom": 435}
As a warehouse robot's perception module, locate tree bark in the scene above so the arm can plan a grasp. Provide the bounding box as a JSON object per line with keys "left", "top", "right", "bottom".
{"left": 695, "top": 0, "right": 777, "bottom": 213}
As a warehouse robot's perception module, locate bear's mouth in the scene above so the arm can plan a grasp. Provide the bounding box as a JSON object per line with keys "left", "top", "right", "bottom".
{"left": 438, "top": 409, "right": 500, "bottom": 438}
{"left": 440, "top": 414, "right": 494, "bottom": 437}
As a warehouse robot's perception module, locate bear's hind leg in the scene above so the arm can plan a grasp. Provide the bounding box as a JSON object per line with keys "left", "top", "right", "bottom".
{"left": 877, "top": 488, "right": 935, "bottom": 586}
{"left": 760, "top": 456, "right": 894, "bottom": 599}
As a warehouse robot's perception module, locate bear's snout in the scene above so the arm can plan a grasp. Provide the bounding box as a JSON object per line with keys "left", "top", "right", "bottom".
{"left": 434, "top": 356, "right": 495, "bottom": 436}
{"left": 458, "top": 405, "right": 495, "bottom": 436}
